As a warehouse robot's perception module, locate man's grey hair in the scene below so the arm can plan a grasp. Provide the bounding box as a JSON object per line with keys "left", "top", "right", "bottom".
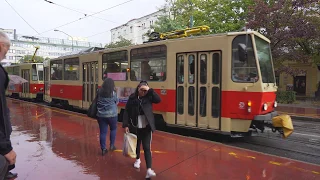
{"left": 0, "top": 31, "right": 10, "bottom": 45}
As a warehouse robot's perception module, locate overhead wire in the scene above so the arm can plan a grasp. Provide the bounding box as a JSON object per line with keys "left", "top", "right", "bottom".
{"left": 37, "top": 0, "right": 134, "bottom": 36}
{"left": 4, "top": 0, "right": 39, "bottom": 34}
{"left": 43, "top": 0, "right": 118, "bottom": 24}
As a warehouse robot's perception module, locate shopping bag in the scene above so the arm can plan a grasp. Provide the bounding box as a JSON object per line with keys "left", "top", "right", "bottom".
{"left": 123, "top": 133, "right": 137, "bottom": 158}
{"left": 87, "top": 97, "right": 97, "bottom": 118}
{"left": 87, "top": 89, "right": 99, "bottom": 118}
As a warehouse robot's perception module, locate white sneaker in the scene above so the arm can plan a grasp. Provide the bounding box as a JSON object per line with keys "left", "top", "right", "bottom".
{"left": 133, "top": 159, "right": 141, "bottom": 169}
{"left": 146, "top": 169, "right": 156, "bottom": 178}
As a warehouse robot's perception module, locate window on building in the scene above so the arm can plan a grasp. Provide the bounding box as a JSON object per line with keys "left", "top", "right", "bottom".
{"left": 231, "top": 35, "right": 258, "bottom": 83}
{"left": 64, "top": 57, "right": 79, "bottom": 80}
{"left": 130, "top": 45, "right": 167, "bottom": 81}
{"left": 130, "top": 26, "right": 133, "bottom": 33}
{"left": 275, "top": 71, "right": 280, "bottom": 85}
{"left": 50, "top": 60, "right": 63, "bottom": 80}
{"left": 102, "top": 50, "right": 128, "bottom": 81}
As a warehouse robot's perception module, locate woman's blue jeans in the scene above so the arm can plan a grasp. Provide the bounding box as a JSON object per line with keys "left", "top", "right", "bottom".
{"left": 97, "top": 116, "right": 118, "bottom": 150}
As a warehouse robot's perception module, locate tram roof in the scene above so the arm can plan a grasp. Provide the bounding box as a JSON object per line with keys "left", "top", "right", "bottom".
{"left": 4, "top": 62, "right": 43, "bottom": 68}
{"left": 46, "top": 30, "right": 269, "bottom": 61}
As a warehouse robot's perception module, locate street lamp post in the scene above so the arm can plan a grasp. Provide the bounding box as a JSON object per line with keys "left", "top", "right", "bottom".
{"left": 54, "top": 29, "right": 74, "bottom": 51}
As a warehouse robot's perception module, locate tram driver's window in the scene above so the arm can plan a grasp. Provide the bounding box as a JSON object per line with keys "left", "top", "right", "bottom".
{"left": 64, "top": 57, "right": 79, "bottom": 80}
{"left": 231, "top": 35, "right": 258, "bottom": 82}
{"left": 32, "top": 64, "right": 38, "bottom": 81}
{"left": 130, "top": 45, "right": 167, "bottom": 81}
{"left": 50, "top": 60, "right": 63, "bottom": 80}
{"left": 102, "top": 50, "right": 128, "bottom": 81}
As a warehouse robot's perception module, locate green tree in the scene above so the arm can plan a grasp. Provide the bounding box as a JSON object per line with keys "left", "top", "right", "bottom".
{"left": 151, "top": 14, "right": 185, "bottom": 33}
{"left": 153, "top": 0, "right": 254, "bottom": 34}
{"left": 20, "top": 55, "right": 44, "bottom": 63}
{"left": 105, "top": 36, "right": 133, "bottom": 48}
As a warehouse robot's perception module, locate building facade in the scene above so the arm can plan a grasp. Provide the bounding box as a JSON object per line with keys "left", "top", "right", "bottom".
{"left": 110, "top": 10, "right": 165, "bottom": 45}
{"left": 0, "top": 28, "right": 103, "bottom": 66}
{"left": 276, "top": 62, "right": 320, "bottom": 98}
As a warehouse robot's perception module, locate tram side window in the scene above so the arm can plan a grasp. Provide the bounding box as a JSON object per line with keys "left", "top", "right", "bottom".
{"left": 6, "top": 67, "right": 13, "bottom": 75}
{"left": 64, "top": 57, "right": 79, "bottom": 80}
{"left": 231, "top": 35, "right": 258, "bottom": 82}
{"left": 50, "top": 60, "right": 63, "bottom": 80}
{"left": 13, "top": 67, "right": 19, "bottom": 76}
{"left": 32, "top": 64, "right": 38, "bottom": 81}
{"left": 102, "top": 50, "right": 128, "bottom": 81}
{"left": 130, "top": 45, "right": 167, "bottom": 81}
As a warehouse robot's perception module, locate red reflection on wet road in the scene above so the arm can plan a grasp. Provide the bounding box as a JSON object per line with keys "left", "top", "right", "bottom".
{"left": 7, "top": 98, "right": 320, "bottom": 179}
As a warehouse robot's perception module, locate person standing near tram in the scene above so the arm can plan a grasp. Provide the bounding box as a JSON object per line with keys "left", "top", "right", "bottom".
{"left": 122, "top": 80, "right": 161, "bottom": 178}
{"left": 96, "top": 78, "right": 119, "bottom": 156}
{"left": 0, "top": 32, "right": 18, "bottom": 179}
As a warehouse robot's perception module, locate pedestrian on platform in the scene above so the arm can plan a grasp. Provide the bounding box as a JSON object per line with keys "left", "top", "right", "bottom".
{"left": 122, "top": 80, "right": 161, "bottom": 178}
{"left": 96, "top": 78, "right": 119, "bottom": 156}
{"left": 0, "top": 32, "right": 18, "bottom": 179}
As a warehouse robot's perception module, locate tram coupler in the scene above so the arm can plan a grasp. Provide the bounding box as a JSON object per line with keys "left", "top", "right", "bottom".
{"left": 250, "top": 114, "right": 294, "bottom": 138}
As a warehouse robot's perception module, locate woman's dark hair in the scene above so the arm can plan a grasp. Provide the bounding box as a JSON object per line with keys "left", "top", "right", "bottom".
{"left": 99, "top": 78, "right": 115, "bottom": 98}
{"left": 134, "top": 80, "right": 148, "bottom": 96}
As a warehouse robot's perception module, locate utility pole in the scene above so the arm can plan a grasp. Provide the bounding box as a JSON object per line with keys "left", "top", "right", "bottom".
{"left": 188, "top": 0, "right": 194, "bottom": 28}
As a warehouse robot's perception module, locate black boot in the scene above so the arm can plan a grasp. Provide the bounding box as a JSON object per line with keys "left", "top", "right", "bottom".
{"left": 6, "top": 172, "right": 18, "bottom": 179}
{"left": 109, "top": 145, "right": 116, "bottom": 152}
{"left": 101, "top": 149, "right": 107, "bottom": 156}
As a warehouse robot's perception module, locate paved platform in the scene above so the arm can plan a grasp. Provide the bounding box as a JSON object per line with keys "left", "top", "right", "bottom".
{"left": 277, "top": 105, "right": 320, "bottom": 121}
{"left": 6, "top": 98, "right": 320, "bottom": 179}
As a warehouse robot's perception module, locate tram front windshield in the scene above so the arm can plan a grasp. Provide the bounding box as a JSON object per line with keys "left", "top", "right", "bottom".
{"left": 37, "top": 64, "right": 44, "bottom": 81}
{"left": 255, "top": 36, "right": 275, "bottom": 84}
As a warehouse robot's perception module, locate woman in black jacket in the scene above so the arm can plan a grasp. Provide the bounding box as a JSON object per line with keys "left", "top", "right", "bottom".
{"left": 122, "top": 81, "right": 161, "bottom": 178}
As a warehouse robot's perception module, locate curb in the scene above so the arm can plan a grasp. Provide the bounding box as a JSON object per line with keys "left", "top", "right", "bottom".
{"left": 290, "top": 115, "right": 320, "bottom": 122}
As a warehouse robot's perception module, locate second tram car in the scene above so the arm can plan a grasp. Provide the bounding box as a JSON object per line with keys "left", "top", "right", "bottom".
{"left": 5, "top": 63, "right": 44, "bottom": 100}
{"left": 43, "top": 30, "right": 291, "bottom": 137}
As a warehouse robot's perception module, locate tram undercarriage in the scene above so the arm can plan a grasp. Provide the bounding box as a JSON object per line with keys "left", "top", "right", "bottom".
{"left": 250, "top": 111, "right": 294, "bottom": 138}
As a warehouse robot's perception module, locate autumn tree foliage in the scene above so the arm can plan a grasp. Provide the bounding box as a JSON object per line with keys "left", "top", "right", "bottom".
{"left": 246, "top": 0, "right": 320, "bottom": 75}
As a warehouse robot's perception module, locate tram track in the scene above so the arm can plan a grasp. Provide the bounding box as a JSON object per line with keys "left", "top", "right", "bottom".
{"left": 242, "top": 136, "right": 320, "bottom": 158}
{"left": 7, "top": 97, "right": 320, "bottom": 165}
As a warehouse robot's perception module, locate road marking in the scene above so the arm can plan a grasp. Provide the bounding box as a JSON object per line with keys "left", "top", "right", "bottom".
{"left": 269, "top": 161, "right": 282, "bottom": 165}
{"left": 294, "top": 132, "right": 320, "bottom": 138}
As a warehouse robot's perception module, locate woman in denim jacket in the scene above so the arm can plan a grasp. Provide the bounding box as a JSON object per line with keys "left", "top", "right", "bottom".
{"left": 97, "top": 78, "right": 119, "bottom": 155}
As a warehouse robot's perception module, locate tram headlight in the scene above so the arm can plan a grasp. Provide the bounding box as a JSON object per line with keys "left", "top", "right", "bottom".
{"left": 274, "top": 101, "right": 277, "bottom": 108}
{"left": 247, "top": 101, "right": 252, "bottom": 113}
{"left": 263, "top": 103, "right": 268, "bottom": 111}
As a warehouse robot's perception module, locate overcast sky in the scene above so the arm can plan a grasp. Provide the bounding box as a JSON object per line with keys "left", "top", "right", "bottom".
{"left": 0, "top": 0, "right": 165, "bottom": 45}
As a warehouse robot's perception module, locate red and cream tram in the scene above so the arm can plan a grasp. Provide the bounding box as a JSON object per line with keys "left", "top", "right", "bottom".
{"left": 5, "top": 63, "right": 44, "bottom": 101}
{"left": 43, "top": 27, "right": 293, "bottom": 137}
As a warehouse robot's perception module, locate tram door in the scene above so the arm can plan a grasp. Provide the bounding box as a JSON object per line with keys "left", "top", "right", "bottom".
{"left": 21, "top": 69, "right": 30, "bottom": 98}
{"left": 44, "top": 66, "right": 50, "bottom": 101}
{"left": 176, "top": 52, "right": 221, "bottom": 129}
{"left": 82, "top": 62, "right": 99, "bottom": 109}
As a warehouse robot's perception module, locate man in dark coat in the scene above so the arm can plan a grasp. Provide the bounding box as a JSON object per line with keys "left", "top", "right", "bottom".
{"left": 0, "top": 32, "right": 18, "bottom": 179}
